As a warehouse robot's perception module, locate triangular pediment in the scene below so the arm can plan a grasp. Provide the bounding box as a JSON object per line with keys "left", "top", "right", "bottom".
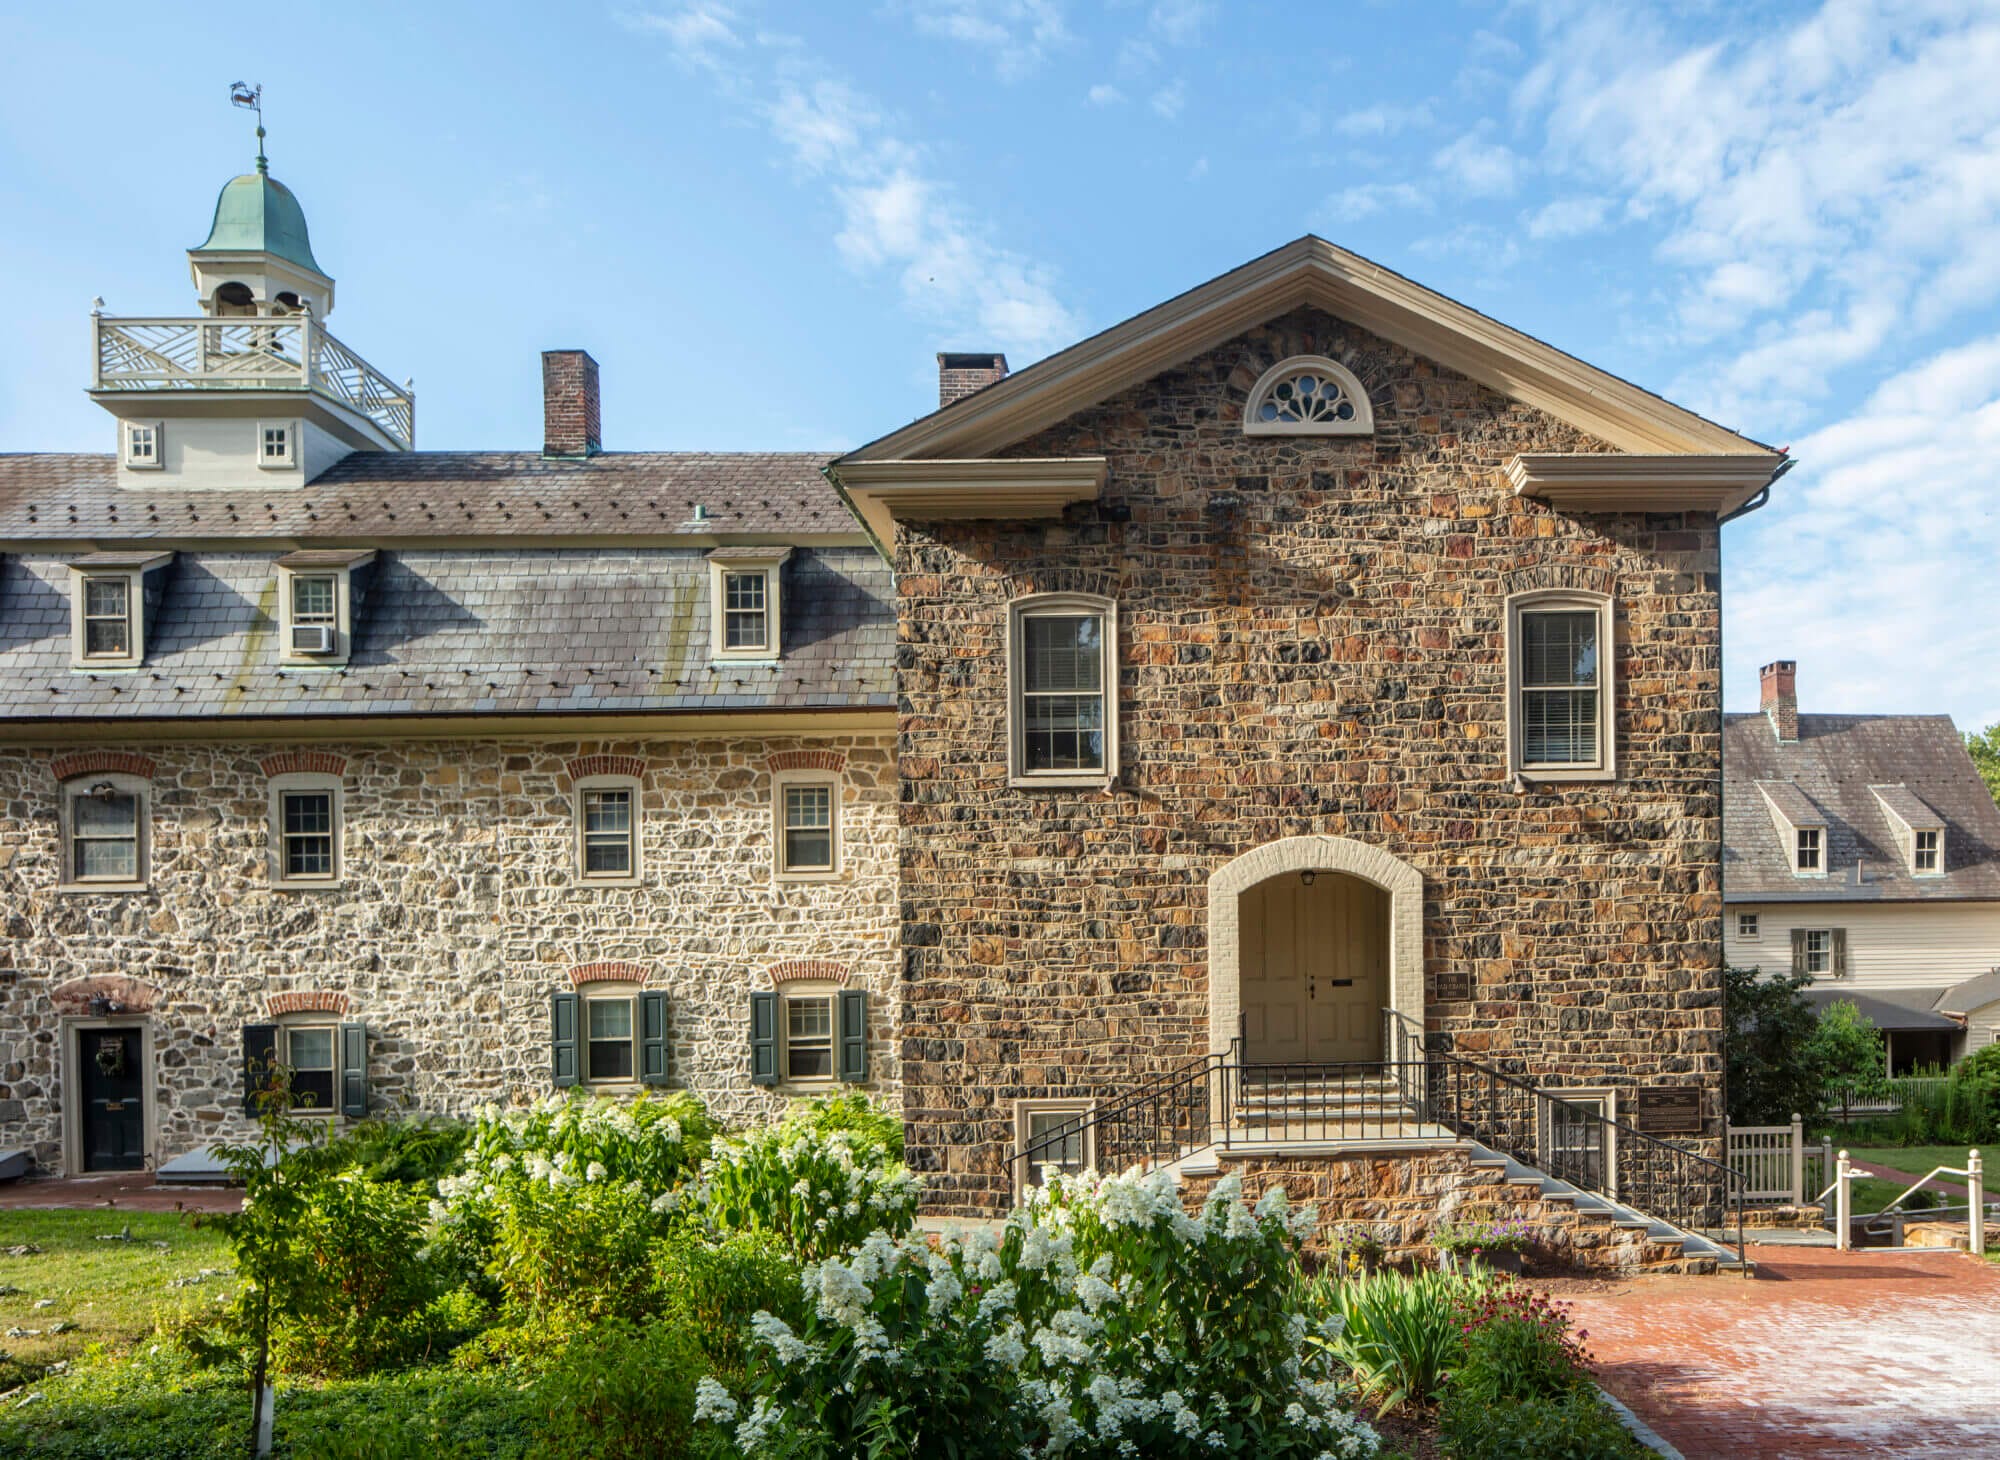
{"left": 841, "top": 236, "right": 1773, "bottom": 463}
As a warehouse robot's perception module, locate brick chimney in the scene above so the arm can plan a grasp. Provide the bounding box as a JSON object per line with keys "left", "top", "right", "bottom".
{"left": 937, "top": 352, "right": 1008, "bottom": 408}
{"left": 1761, "top": 660, "right": 1798, "bottom": 743}
{"left": 542, "top": 349, "right": 601, "bottom": 457}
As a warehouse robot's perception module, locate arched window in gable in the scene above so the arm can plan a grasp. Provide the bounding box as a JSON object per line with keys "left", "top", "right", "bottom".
{"left": 1243, "top": 355, "right": 1374, "bottom": 436}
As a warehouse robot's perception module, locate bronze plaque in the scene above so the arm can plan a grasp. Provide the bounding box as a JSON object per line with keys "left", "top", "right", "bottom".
{"left": 1431, "top": 971, "right": 1471, "bottom": 1002}
{"left": 1635, "top": 1086, "right": 1703, "bottom": 1136}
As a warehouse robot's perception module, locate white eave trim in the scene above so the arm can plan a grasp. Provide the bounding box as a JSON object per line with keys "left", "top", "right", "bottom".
{"left": 841, "top": 237, "right": 1774, "bottom": 464}
{"left": 833, "top": 457, "right": 1108, "bottom": 547}
{"left": 1505, "top": 453, "right": 1782, "bottom": 515}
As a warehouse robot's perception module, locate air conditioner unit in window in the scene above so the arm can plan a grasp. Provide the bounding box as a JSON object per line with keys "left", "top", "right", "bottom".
{"left": 291, "top": 624, "right": 337, "bottom": 655}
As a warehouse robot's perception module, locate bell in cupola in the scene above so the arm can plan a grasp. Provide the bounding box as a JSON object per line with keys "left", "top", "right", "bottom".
{"left": 185, "top": 91, "right": 335, "bottom": 319}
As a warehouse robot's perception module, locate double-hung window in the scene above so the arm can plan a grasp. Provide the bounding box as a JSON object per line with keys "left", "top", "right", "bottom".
{"left": 785, "top": 995, "right": 835, "bottom": 1079}
{"left": 287, "top": 1026, "right": 337, "bottom": 1110}
{"left": 587, "top": 997, "right": 636, "bottom": 1082}
{"left": 67, "top": 781, "right": 144, "bottom": 885}
{"left": 724, "top": 572, "right": 768, "bottom": 651}
{"left": 1009, "top": 594, "right": 1118, "bottom": 786}
{"left": 82, "top": 578, "right": 132, "bottom": 659}
{"left": 1914, "top": 829, "right": 1940, "bottom": 874}
{"left": 268, "top": 773, "right": 343, "bottom": 888}
{"left": 1512, "top": 597, "right": 1611, "bottom": 776}
{"left": 123, "top": 421, "right": 161, "bottom": 469}
{"left": 1737, "top": 912, "right": 1760, "bottom": 941}
{"left": 550, "top": 985, "right": 668, "bottom": 1089}
{"left": 749, "top": 985, "right": 869, "bottom": 1087}
{"left": 1796, "top": 827, "right": 1822, "bottom": 874}
{"left": 580, "top": 786, "right": 635, "bottom": 878}
{"left": 774, "top": 773, "right": 839, "bottom": 877}
{"left": 707, "top": 548, "right": 789, "bottom": 661}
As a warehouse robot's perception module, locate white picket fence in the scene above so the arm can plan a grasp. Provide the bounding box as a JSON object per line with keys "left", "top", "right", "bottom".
{"left": 1725, "top": 1115, "right": 1834, "bottom": 1206}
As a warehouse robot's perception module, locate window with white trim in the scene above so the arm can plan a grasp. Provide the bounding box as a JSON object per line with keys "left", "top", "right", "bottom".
{"left": 1508, "top": 592, "right": 1614, "bottom": 779}
{"left": 1738, "top": 912, "right": 1760, "bottom": 941}
{"left": 268, "top": 774, "right": 342, "bottom": 887}
{"left": 258, "top": 421, "right": 297, "bottom": 469}
{"left": 586, "top": 995, "right": 637, "bottom": 1082}
{"left": 1803, "top": 928, "right": 1832, "bottom": 975}
{"left": 81, "top": 577, "right": 132, "bottom": 659}
{"left": 1795, "top": 827, "right": 1822, "bottom": 874}
{"left": 1008, "top": 594, "right": 1117, "bottom": 785}
{"left": 707, "top": 549, "right": 790, "bottom": 661}
{"left": 1913, "top": 828, "right": 1941, "bottom": 875}
{"left": 1013, "top": 1099, "right": 1096, "bottom": 1200}
{"left": 575, "top": 775, "right": 642, "bottom": 883}
{"left": 774, "top": 772, "right": 839, "bottom": 877}
{"left": 286, "top": 1024, "right": 337, "bottom": 1111}
{"left": 1242, "top": 356, "right": 1375, "bottom": 436}
{"left": 62, "top": 775, "right": 148, "bottom": 889}
{"left": 785, "top": 993, "right": 834, "bottom": 1079}
{"left": 275, "top": 552, "right": 371, "bottom": 664}
{"left": 68, "top": 555, "right": 168, "bottom": 670}
{"left": 122, "top": 421, "right": 161, "bottom": 469}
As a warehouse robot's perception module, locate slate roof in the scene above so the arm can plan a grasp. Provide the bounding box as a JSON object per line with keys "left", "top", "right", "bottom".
{"left": 1937, "top": 969, "right": 2000, "bottom": 1018}
{"left": 1801, "top": 986, "right": 1960, "bottom": 1032}
{"left": 1724, "top": 712, "right": 2000, "bottom": 902}
{"left": 0, "top": 452, "right": 855, "bottom": 540}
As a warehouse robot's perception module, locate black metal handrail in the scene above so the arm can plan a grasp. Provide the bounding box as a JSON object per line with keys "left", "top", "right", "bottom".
{"left": 1010, "top": 1048, "right": 1226, "bottom": 1189}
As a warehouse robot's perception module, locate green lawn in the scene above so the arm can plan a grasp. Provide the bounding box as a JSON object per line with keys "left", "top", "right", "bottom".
{"left": 1840, "top": 1146, "right": 1983, "bottom": 1180}
{"left": 0, "top": 1209, "right": 234, "bottom": 1385}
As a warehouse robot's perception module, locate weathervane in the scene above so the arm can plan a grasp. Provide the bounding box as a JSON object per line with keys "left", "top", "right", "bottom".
{"left": 230, "top": 81, "right": 267, "bottom": 172}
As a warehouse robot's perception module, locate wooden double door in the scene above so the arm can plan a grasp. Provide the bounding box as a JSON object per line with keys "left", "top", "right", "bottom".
{"left": 1238, "top": 873, "right": 1387, "bottom": 1064}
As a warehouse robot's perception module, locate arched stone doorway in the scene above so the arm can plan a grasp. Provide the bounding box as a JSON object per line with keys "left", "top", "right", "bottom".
{"left": 1207, "top": 835, "right": 1423, "bottom": 1059}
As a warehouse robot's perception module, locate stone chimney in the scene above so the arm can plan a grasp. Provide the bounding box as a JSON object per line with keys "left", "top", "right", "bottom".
{"left": 937, "top": 352, "right": 1008, "bottom": 408}
{"left": 1761, "top": 660, "right": 1798, "bottom": 743}
{"left": 542, "top": 349, "right": 601, "bottom": 457}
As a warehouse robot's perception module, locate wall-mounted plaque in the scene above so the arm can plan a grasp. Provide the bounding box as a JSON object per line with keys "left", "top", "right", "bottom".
{"left": 1431, "top": 971, "right": 1471, "bottom": 1002}
{"left": 1634, "top": 1086, "right": 1703, "bottom": 1136}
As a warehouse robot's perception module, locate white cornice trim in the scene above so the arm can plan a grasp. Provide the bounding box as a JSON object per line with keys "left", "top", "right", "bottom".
{"left": 0, "top": 532, "right": 873, "bottom": 554}
{"left": 0, "top": 707, "right": 896, "bottom": 745}
{"left": 1505, "top": 453, "right": 1782, "bottom": 515}
{"left": 834, "top": 457, "right": 1108, "bottom": 546}
{"left": 841, "top": 237, "right": 1774, "bottom": 463}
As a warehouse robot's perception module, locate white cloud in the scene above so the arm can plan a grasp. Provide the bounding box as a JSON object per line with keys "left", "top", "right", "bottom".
{"left": 1433, "top": 128, "right": 1520, "bottom": 197}
{"left": 628, "top": 4, "right": 1079, "bottom": 359}
{"left": 1333, "top": 103, "right": 1433, "bottom": 138}
{"left": 1150, "top": 79, "right": 1187, "bottom": 119}
{"left": 899, "top": 0, "right": 1072, "bottom": 80}
{"left": 1411, "top": 223, "right": 1521, "bottom": 273}
{"left": 1087, "top": 83, "right": 1126, "bottom": 106}
{"left": 1148, "top": 0, "right": 1214, "bottom": 46}
{"left": 1324, "top": 182, "right": 1430, "bottom": 223}
{"left": 1524, "top": 194, "right": 1609, "bottom": 239}
{"left": 619, "top": 1, "right": 741, "bottom": 70}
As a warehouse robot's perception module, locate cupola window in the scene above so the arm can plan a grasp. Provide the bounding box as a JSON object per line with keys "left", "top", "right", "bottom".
{"left": 122, "top": 422, "right": 161, "bottom": 470}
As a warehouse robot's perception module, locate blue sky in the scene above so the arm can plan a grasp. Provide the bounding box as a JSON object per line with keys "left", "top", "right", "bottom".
{"left": 4, "top": 1, "right": 1998, "bottom": 727}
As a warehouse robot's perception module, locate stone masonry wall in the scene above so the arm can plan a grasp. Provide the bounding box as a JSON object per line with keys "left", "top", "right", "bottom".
{"left": 0, "top": 732, "right": 897, "bottom": 1172}
{"left": 897, "top": 306, "right": 1726, "bottom": 1216}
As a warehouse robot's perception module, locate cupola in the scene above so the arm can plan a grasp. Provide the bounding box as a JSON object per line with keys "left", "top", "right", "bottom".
{"left": 185, "top": 129, "right": 335, "bottom": 317}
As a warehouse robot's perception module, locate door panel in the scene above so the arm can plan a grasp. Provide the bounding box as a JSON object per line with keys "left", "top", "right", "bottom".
{"left": 79, "top": 1027, "right": 145, "bottom": 1172}
{"left": 1239, "top": 874, "right": 1387, "bottom": 1064}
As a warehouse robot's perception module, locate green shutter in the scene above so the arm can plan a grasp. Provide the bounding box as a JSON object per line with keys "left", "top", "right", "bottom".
{"left": 243, "top": 1023, "right": 279, "bottom": 1116}
{"left": 1832, "top": 928, "right": 1848, "bottom": 979}
{"left": 639, "top": 991, "right": 669, "bottom": 1086}
{"left": 551, "top": 992, "right": 580, "bottom": 1088}
{"left": 749, "top": 991, "right": 778, "bottom": 1086}
{"left": 1790, "top": 928, "right": 1808, "bottom": 977}
{"left": 837, "top": 989, "right": 868, "bottom": 1083}
{"left": 339, "top": 1023, "right": 368, "bottom": 1119}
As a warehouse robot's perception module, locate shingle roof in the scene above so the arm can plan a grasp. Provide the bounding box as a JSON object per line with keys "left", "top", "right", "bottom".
{"left": 0, "top": 546, "right": 892, "bottom": 723}
{"left": 1724, "top": 713, "right": 2000, "bottom": 902}
{"left": 1802, "top": 986, "right": 1960, "bottom": 1032}
{"left": 1937, "top": 969, "right": 2000, "bottom": 1018}
{"left": 1756, "top": 780, "right": 1825, "bottom": 827}
{"left": 0, "top": 452, "right": 856, "bottom": 541}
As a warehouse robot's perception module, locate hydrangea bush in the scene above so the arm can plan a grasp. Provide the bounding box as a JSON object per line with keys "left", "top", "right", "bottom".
{"left": 693, "top": 1105, "right": 922, "bottom": 1262}
{"left": 696, "top": 1168, "right": 1379, "bottom": 1459}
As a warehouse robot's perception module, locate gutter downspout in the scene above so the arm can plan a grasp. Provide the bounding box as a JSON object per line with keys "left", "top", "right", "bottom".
{"left": 821, "top": 463, "right": 894, "bottom": 567}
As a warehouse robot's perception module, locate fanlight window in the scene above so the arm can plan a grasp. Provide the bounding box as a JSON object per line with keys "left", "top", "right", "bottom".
{"left": 1243, "top": 356, "right": 1374, "bottom": 436}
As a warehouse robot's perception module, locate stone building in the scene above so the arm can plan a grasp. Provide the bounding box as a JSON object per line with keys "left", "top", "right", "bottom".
{"left": 4, "top": 147, "right": 1788, "bottom": 1266}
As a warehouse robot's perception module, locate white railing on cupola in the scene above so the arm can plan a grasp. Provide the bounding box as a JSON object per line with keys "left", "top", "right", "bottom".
{"left": 91, "top": 311, "right": 414, "bottom": 450}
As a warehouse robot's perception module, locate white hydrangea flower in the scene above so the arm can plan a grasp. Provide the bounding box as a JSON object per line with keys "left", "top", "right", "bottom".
{"left": 692, "top": 1376, "right": 738, "bottom": 1425}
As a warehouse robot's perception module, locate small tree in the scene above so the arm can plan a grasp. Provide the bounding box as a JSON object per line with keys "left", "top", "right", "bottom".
{"left": 205, "top": 1061, "right": 345, "bottom": 1457}
{"left": 1965, "top": 722, "right": 2000, "bottom": 807}
{"left": 1724, "top": 964, "right": 1825, "bottom": 1126}
{"left": 1805, "top": 999, "right": 1890, "bottom": 1113}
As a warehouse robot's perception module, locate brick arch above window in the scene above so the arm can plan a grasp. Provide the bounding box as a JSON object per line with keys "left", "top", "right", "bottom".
{"left": 268, "top": 991, "right": 351, "bottom": 1017}
{"left": 50, "top": 750, "right": 155, "bottom": 783}
{"left": 768, "top": 749, "right": 846, "bottom": 774}
{"left": 568, "top": 960, "right": 651, "bottom": 987}
{"left": 997, "top": 568, "right": 1120, "bottom": 603}
{"left": 52, "top": 974, "right": 159, "bottom": 1016}
{"left": 260, "top": 750, "right": 348, "bottom": 779}
{"left": 769, "top": 959, "right": 849, "bottom": 987}
{"left": 567, "top": 755, "right": 648, "bottom": 784}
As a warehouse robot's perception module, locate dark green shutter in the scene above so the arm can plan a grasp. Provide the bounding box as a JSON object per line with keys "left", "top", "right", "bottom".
{"left": 749, "top": 991, "right": 778, "bottom": 1086}
{"left": 1790, "top": 928, "right": 1808, "bottom": 977}
{"left": 243, "top": 1023, "right": 278, "bottom": 1116}
{"left": 639, "top": 991, "right": 669, "bottom": 1086}
{"left": 339, "top": 1023, "right": 368, "bottom": 1119}
{"left": 1832, "top": 928, "right": 1848, "bottom": 979}
{"left": 837, "top": 989, "right": 868, "bottom": 1083}
{"left": 551, "top": 992, "right": 580, "bottom": 1088}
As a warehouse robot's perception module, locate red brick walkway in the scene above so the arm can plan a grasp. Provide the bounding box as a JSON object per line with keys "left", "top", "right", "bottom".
{"left": 0, "top": 1173, "right": 241, "bottom": 1213}
{"left": 1558, "top": 1245, "right": 2000, "bottom": 1458}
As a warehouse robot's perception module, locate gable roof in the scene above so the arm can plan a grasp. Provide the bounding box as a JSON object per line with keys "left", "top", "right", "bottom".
{"left": 1724, "top": 713, "right": 2000, "bottom": 902}
{"left": 842, "top": 236, "right": 1779, "bottom": 464}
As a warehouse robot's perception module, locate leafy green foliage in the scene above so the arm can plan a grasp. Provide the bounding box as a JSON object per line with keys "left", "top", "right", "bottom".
{"left": 655, "top": 1231, "right": 807, "bottom": 1384}
{"left": 528, "top": 1317, "right": 723, "bottom": 1460}
{"left": 1808, "top": 999, "right": 1890, "bottom": 1105}
{"left": 1724, "top": 964, "right": 1826, "bottom": 1125}
{"left": 1439, "top": 1390, "right": 1646, "bottom": 1460}
{"left": 1964, "top": 722, "right": 2000, "bottom": 806}
{"left": 328, "top": 1117, "right": 470, "bottom": 1186}
{"left": 1311, "top": 1268, "right": 1492, "bottom": 1415}
{"left": 1876, "top": 1063, "right": 1998, "bottom": 1146}
{"left": 1449, "top": 1286, "right": 1593, "bottom": 1406}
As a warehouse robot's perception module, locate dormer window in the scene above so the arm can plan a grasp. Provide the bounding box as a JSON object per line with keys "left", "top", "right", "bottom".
{"left": 259, "top": 421, "right": 297, "bottom": 470}
{"left": 275, "top": 550, "right": 373, "bottom": 665}
{"left": 1242, "top": 355, "right": 1375, "bottom": 436}
{"left": 707, "top": 547, "right": 791, "bottom": 661}
{"left": 68, "top": 552, "right": 170, "bottom": 670}
{"left": 1870, "top": 785, "right": 1945, "bottom": 879}
{"left": 1795, "top": 827, "right": 1822, "bottom": 873}
{"left": 122, "top": 421, "right": 162, "bottom": 470}
{"left": 1914, "top": 828, "right": 1941, "bottom": 874}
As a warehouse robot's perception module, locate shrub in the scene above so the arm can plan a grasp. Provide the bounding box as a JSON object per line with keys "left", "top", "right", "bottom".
{"left": 694, "top": 1097, "right": 920, "bottom": 1262}
{"left": 1450, "top": 1285, "right": 1593, "bottom": 1406}
{"left": 427, "top": 1091, "right": 713, "bottom": 1332}
{"left": 698, "top": 1168, "right": 1380, "bottom": 1460}
{"left": 1429, "top": 1216, "right": 1534, "bottom": 1257}
{"left": 1724, "top": 963, "right": 1825, "bottom": 1126}
{"left": 782, "top": 1089, "right": 905, "bottom": 1160}
{"left": 331, "top": 1116, "right": 471, "bottom": 1186}
{"left": 1439, "top": 1390, "right": 1646, "bottom": 1460}
{"left": 1311, "top": 1268, "right": 1492, "bottom": 1414}
{"left": 656, "top": 1231, "right": 807, "bottom": 1382}
{"left": 529, "top": 1316, "right": 721, "bottom": 1460}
